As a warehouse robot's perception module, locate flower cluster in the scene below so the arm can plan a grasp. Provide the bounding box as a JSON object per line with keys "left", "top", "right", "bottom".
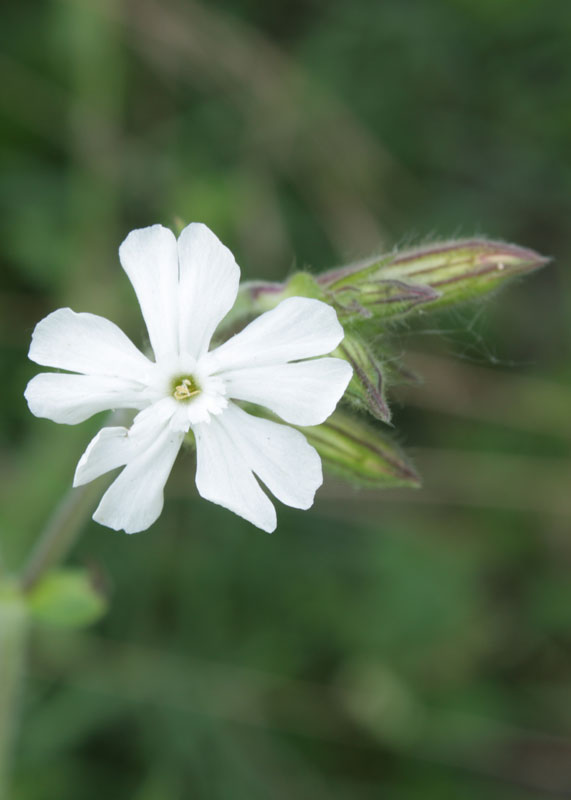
{"left": 25, "top": 224, "right": 352, "bottom": 533}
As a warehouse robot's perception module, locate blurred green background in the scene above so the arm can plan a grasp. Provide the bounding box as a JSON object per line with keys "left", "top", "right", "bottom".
{"left": 2, "top": 0, "right": 571, "bottom": 797}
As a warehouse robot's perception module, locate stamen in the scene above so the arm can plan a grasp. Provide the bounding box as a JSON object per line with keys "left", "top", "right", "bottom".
{"left": 173, "top": 377, "right": 201, "bottom": 401}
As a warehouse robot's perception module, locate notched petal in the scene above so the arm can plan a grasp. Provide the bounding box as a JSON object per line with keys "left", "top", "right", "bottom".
{"left": 177, "top": 223, "right": 240, "bottom": 359}
{"left": 119, "top": 225, "right": 179, "bottom": 361}
{"left": 204, "top": 296, "right": 346, "bottom": 373}
{"left": 222, "top": 357, "right": 352, "bottom": 426}
{"left": 29, "top": 308, "right": 152, "bottom": 381}
{"left": 24, "top": 373, "right": 149, "bottom": 425}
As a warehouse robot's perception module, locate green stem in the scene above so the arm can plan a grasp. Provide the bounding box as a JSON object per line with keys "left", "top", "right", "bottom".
{"left": 1, "top": 413, "right": 126, "bottom": 794}
{"left": 19, "top": 477, "right": 107, "bottom": 593}
{"left": 20, "top": 410, "right": 128, "bottom": 593}
{"left": 0, "top": 588, "right": 28, "bottom": 799}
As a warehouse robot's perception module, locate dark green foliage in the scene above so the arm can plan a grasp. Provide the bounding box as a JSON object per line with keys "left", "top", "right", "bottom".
{"left": 1, "top": 0, "right": 570, "bottom": 797}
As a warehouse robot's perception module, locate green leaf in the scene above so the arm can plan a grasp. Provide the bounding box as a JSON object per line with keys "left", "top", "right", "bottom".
{"left": 299, "top": 411, "right": 420, "bottom": 489}
{"left": 27, "top": 568, "right": 107, "bottom": 629}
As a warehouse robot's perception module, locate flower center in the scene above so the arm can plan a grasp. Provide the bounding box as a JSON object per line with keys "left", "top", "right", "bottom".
{"left": 172, "top": 375, "right": 201, "bottom": 402}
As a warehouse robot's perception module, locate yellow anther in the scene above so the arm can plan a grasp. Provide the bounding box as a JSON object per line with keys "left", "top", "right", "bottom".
{"left": 173, "top": 378, "right": 200, "bottom": 401}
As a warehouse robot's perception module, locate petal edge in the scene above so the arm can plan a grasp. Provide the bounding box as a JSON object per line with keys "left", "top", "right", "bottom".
{"left": 203, "top": 297, "right": 345, "bottom": 373}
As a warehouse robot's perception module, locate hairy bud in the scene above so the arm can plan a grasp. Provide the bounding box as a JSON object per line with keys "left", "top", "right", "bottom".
{"left": 299, "top": 411, "right": 420, "bottom": 488}
{"left": 335, "top": 332, "right": 391, "bottom": 423}
{"left": 318, "top": 239, "right": 548, "bottom": 319}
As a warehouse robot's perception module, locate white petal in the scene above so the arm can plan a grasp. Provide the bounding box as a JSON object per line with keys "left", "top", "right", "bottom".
{"left": 93, "top": 421, "right": 184, "bottom": 534}
{"left": 25, "top": 373, "right": 150, "bottom": 425}
{"left": 29, "top": 308, "right": 152, "bottom": 381}
{"left": 119, "top": 225, "right": 179, "bottom": 361}
{"left": 177, "top": 223, "right": 240, "bottom": 359}
{"left": 73, "top": 427, "right": 131, "bottom": 486}
{"left": 216, "top": 404, "right": 322, "bottom": 510}
{"left": 202, "top": 297, "right": 345, "bottom": 374}
{"left": 74, "top": 398, "right": 179, "bottom": 485}
{"left": 222, "top": 357, "right": 352, "bottom": 426}
{"left": 194, "top": 411, "right": 277, "bottom": 533}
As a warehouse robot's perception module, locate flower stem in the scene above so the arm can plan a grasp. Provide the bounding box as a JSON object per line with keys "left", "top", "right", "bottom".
{"left": 0, "top": 588, "right": 28, "bottom": 799}
{"left": 20, "top": 410, "right": 128, "bottom": 593}
{"left": 19, "top": 478, "right": 107, "bottom": 592}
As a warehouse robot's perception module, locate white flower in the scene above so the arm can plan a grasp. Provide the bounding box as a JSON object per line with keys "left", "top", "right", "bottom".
{"left": 25, "top": 223, "right": 352, "bottom": 534}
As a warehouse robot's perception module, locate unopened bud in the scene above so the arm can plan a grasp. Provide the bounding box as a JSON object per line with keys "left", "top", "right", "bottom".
{"left": 335, "top": 332, "right": 391, "bottom": 423}
{"left": 318, "top": 239, "right": 548, "bottom": 319}
{"left": 299, "top": 411, "right": 420, "bottom": 488}
{"left": 234, "top": 273, "right": 323, "bottom": 317}
{"left": 318, "top": 269, "right": 439, "bottom": 321}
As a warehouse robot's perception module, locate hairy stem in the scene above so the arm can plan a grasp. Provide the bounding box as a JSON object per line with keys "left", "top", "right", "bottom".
{"left": 19, "top": 477, "right": 107, "bottom": 592}
{"left": 20, "top": 410, "right": 128, "bottom": 593}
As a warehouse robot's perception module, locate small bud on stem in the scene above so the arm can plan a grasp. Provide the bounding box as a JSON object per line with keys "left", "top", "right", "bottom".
{"left": 335, "top": 333, "right": 391, "bottom": 423}
{"left": 318, "top": 239, "right": 549, "bottom": 319}
{"left": 299, "top": 411, "right": 420, "bottom": 489}
{"left": 231, "top": 240, "right": 547, "bottom": 333}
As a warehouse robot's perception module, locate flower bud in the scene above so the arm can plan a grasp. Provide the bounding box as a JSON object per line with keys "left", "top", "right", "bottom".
{"left": 234, "top": 273, "right": 323, "bottom": 316}
{"left": 318, "top": 271, "right": 439, "bottom": 321}
{"left": 335, "top": 332, "right": 391, "bottom": 423}
{"left": 317, "top": 239, "right": 548, "bottom": 319}
{"left": 299, "top": 411, "right": 420, "bottom": 488}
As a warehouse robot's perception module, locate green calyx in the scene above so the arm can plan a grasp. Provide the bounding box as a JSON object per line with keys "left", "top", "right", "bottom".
{"left": 299, "top": 410, "right": 420, "bottom": 489}
{"left": 318, "top": 238, "right": 548, "bottom": 321}
{"left": 209, "top": 237, "right": 547, "bottom": 495}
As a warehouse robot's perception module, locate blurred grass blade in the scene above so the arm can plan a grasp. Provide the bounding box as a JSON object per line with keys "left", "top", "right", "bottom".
{"left": 335, "top": 332, "right": 391, "bottom": 422}
{"left": 300, "top": 411, "right": 420, "bottom": 488}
